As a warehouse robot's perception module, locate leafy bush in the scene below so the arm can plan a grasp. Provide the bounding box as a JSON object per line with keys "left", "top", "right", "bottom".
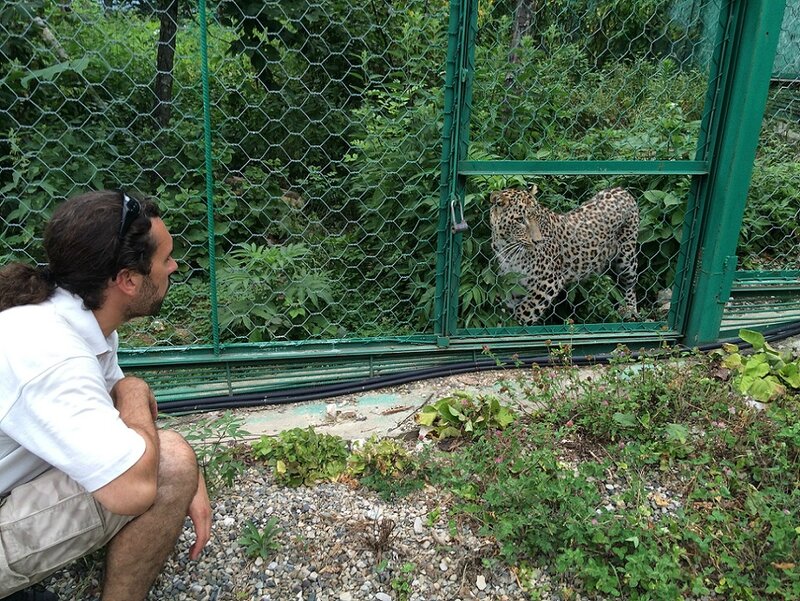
{"left": 250, "top": 427, "right": 349, "bottom": 487}
{"left": 416, "top": 391, "right": 517, "bottom": 440}
{"left": 347, "top": 436, "right": 414, "bottom": 478}
{"left": 176, "top": 410, "right": 251, "bottom": 497}
{"left": 717, "top": 329, "right": 800, "bottom": 402}
{"left": 217, "top": 242, "right": 334, "bottom": 341}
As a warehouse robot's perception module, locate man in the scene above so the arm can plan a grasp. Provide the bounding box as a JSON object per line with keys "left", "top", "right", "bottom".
{"left": 0, "top": 190, "right": 211, "bottom": 601}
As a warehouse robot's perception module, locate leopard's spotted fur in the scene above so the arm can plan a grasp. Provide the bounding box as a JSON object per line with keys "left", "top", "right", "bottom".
{"left": 489, "top": 185, "right": 639, "bottom": 325}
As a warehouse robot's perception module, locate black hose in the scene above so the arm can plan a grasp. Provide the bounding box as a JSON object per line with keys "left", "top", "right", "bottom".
{"left": 159, "top": 320, "right": 800, "bottom": 414}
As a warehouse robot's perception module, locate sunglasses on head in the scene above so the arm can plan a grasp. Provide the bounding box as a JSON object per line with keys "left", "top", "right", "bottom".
{"left": 118, "top": 191, "right": 141, "bottom": 240}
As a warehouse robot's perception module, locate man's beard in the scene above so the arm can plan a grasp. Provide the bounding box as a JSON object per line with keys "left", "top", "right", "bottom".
{"left": 126, "top": 275, "right": 169, "bottom": 320}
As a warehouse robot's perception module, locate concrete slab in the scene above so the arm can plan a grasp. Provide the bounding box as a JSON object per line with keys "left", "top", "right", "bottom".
{"left": 163, "top": 368, "right": 540, "bottom": 442}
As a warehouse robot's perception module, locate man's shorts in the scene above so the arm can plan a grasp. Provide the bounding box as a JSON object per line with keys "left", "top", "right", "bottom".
{"left": 0, "top": 468, "right": 134, "bottom": 596}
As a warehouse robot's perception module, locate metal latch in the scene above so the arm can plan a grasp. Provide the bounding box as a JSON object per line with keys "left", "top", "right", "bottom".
{"left": 450, "top": 199, "right": 468, "bottom": 233}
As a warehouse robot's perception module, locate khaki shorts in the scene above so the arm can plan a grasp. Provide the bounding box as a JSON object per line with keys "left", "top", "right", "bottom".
{"left": 0, "top": 468, "right": 133, "bottom": 596}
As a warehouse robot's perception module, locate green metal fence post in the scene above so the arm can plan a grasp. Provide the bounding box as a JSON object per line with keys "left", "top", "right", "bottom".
{"left": 433, "top": 0, "right": 478, "bottom": 344}
{"left": 681, "top": 0, "right": 785, "bottom": 346}
{"left": 198, "top": 0, "right": 220, "bottom": 354}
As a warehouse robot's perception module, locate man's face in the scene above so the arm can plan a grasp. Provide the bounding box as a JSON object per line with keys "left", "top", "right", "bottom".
{"left": 128, "top": 218, "right": 178, "bottom": 318}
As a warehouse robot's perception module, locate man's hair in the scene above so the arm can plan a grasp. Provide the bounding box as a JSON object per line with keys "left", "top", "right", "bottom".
{"left": 0, "top": 189, "right": 161, "bottom": 312}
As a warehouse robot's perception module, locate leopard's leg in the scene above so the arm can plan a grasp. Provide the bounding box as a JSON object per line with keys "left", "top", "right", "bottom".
{"left": 513, "top": 276, "right": 562, "bottom": 325}
{"left": 611, "top": 224, "right": 639, "bottom": 320}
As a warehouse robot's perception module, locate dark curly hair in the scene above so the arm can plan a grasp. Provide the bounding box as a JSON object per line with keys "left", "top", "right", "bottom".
{"left": 0, "top": 190, "right": 161, "bottom": 312}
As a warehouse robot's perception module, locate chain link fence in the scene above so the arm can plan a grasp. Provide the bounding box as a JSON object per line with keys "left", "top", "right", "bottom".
{"left": 0, "top": 0, "right": 796, "bottom": 360}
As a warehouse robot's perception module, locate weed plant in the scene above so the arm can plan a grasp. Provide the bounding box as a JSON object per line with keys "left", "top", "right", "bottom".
{"left": 177, "top": 411, "right": 251, "bottom": 497}
{"left": 238, "top": 517, "right": 282, "bottom": 560}
{"left": 251, "top": 427, "right": 349, "bottom": 487}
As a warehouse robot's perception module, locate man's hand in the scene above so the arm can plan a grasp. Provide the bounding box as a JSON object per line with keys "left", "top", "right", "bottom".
{"left": 187, "top": 472, "right": 212, "bottom": 560}
{"left": 111, "top": 376, "right": 158, "bottom": 423}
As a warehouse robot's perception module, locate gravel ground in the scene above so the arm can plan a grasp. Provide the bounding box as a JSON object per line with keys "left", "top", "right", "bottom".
{"left": 41, "top": 464, "right": 538, "bottom": 601}
{"left": 40, "top": 368, "right": 546, "bottom": 601}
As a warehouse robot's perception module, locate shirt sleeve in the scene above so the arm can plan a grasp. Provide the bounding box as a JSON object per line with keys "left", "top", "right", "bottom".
{"left": 1, "top": 356, "right": 146, "bottom": 492}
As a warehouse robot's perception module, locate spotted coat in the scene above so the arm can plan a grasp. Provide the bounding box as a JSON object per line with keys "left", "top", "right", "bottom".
{"left": 489, "top": 186, "right": 639, "bottom": 325}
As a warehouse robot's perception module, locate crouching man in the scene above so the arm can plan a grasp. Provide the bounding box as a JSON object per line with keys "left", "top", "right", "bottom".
{"left": 0, "top": 190, "right": 211, "bottom": 601}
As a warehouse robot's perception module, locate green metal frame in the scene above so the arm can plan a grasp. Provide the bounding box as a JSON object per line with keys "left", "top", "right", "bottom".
{"left": 677, "top": 0, "right": 786, "bottom": 345}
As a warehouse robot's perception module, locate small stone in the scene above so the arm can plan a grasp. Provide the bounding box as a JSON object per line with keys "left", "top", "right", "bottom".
{"left": 476, "top": 575, "right": 487, "bottom": 591}
{"left": 439, "top": 560, "right": 448, "bottom": 572}
{"left": 326, "top": 403, "right": 338, "bottom": 421}
{"left": 376, "top": 593, "right": 392, "bottom": 601}
{"left": 339, "top": 593, "right": 353, "bottom": 601}
{"left": 414, "top": 516, "right": 424, "bottom": 534}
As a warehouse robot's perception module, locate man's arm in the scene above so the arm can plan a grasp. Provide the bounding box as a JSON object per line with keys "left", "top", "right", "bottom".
{"left": 92, "top": 377, "right": 160, "bottom": 515}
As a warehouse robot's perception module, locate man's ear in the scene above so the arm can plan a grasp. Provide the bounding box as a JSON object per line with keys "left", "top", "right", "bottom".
{"left": 113, "top": 268, "right": 140, "bottom": 297}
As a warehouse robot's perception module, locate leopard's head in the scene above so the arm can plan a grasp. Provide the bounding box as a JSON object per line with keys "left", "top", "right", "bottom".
{"left": 489, "top": 185, "right": 544, "bottom": 246}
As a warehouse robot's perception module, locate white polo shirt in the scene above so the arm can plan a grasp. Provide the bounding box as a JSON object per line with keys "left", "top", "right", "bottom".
{"left": 0, "top": 288, "right": 145, "bottom": 495}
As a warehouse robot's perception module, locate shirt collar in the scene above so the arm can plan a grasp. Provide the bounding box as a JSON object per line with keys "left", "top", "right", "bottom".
{"left": 49, "top": 288, "right": 116, "bottom": 356}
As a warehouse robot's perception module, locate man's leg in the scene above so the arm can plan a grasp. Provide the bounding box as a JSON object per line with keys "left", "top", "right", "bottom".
{"left": 0, "top": 471, "right": 134, "bottom": 598}
{"left": 101, "top": 430, "right": 199, "bottom": 601}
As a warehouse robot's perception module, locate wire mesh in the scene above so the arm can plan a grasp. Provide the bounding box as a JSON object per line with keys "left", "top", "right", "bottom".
{"left": 0, "top": 0, "right": 795, "bottom": 360}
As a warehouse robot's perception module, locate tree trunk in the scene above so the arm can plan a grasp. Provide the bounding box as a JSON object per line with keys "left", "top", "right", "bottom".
{"left": 152, "top": 0, "right": 179, "bottom": 128}
{"left": 510, "top": 0, "right": 536, "bottom": 63}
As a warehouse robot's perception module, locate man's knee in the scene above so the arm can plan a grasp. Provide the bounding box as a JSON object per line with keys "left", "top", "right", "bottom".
{"left": 156, "top": 430, "right": 198, "bottom": 498}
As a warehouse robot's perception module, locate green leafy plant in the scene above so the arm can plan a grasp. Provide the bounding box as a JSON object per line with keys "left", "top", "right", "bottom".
{"left": 251, "top": 427, "right": 349, "bottom": 487}
{"left": 390, "top": 561, "right": 416, "bottom": 601}
{"left": 416, "top": 392, "right": 516, "bottom": 440}
{"left": 178, "top": 411, "right": 251, "bottom": 497}
{"left": 347, "top": 436, "right": 414, "bottom": 478}
{"left": 348, "top": 436, "right": 423, "bottom": 500}
{"left": 217, "top": 242, "right": 335, "bottom": 342}
{"left": 238, "top": 517, "right": 282, "bottom": 560}
{"left": 718, "top": 329, "right": 800, "bottom": 402}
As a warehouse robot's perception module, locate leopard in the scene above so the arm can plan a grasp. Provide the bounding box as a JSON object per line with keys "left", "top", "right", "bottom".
{"left": 489, "top": 185, "right": 640, "bottom": 325}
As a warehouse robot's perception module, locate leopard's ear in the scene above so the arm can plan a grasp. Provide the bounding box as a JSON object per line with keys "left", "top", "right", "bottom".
{"left": 526, "top": 215, "right": 544, "bottom": 242}
{"left": 528, "top": 184, "right": 539, "bottom": 197}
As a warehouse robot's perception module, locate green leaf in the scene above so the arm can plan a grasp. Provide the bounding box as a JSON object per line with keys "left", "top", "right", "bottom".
{"left": 416, "top": 408, "right": 438, "bottom": 426}
{"left": 21, "top": 57, "right": 90, "bottom": 86}
{"left": 612, "top": 412, "right": 637, "bottom": 428}
{"left": 664, "top": 423, "right": 689, "bottom": 443}
{"left": 777, "top": 362, "right": 800, "bottom": 389}
{"left": 739, "top": 329, "right": 765, "bottom": 350}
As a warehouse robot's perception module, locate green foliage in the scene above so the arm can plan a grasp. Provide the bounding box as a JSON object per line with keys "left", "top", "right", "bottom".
{"left": 347, "top": 436, "right": 414, "bottom": 478}
{"left": 416, "top": 391, "right": 517, "bottom": 440}
{"left": 390, "top": 561, "right": 416, "bottom": 601}
{"left": 251, "top": 427, "right": 349, "bottom": 487}
{"left": 421, "top": 352, "right": 800, "bottom": 600}
{"left": 178, "top": 410, "right": 251, "bottom": 497}
{"left": 217, "top": 242, "right": 334, "bottom": 341}
{"left": 2, "top": 0, "right": 797, "bottom": 342}
{"left": 347, "top": 436, "right": 424, "bottom": 500}
{"left": 238, "top": 517, "right": 282, "bottom": 560}
{"left": 717, "top": 329, "right": 800, "bottom": 402}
